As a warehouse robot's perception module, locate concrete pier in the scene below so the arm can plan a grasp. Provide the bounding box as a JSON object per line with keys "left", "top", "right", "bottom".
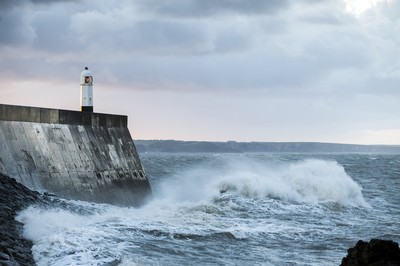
{"left": 0, "top": 104, "right": 151, "bottom": 206}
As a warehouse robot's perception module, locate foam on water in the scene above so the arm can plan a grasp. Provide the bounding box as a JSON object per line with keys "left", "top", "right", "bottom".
{"left": 17, "top": 200, "right": 235, "bottom": 265}
{"left": 16, "top": 156, "right": 372, "bottom": 265}
{"left": 157, "top": 158, "right": 369, "bottom": 207}
{"left": 17, "top": 205, "right": 125, "bottom": 265}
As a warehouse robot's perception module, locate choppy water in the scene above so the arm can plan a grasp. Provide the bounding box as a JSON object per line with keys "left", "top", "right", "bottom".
{"left": 17, "top": 153, "right": 400, "bottom": 265}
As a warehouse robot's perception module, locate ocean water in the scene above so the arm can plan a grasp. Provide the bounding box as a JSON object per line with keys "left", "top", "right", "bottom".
{"left": 17, "top": 153, "right": 400, "bottom": 265}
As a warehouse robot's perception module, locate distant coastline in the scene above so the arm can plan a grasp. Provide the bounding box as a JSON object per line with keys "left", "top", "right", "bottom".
{"left": 134, "top": 140, "right": 400, "bottom": 153}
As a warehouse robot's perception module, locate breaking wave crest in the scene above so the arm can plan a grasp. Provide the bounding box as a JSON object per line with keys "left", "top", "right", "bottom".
{"left": 158, "top": 158, "right": 369, "bottom": 207}
{"left": 15, "top": 154, "right": 380, "bottom": 266}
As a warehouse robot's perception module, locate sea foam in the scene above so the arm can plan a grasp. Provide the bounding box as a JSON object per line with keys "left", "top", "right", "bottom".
{"left": 157, "top": 158, "right": 369, "bottom": 207}
{"left": 16, "top": 156, "right": 371, "bottom": 265}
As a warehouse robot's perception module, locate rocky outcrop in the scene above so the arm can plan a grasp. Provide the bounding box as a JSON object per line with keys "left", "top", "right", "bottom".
{"left": 0, "top": 173, "right": 43, "bottom": 265}
{"left": 341, "top": 239, "right": 400, "bottom": 266}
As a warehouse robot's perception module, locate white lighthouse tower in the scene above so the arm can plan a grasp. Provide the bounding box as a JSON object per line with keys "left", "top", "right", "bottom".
{"left": 80, "top": 67, "right": 93, "bottom": 112}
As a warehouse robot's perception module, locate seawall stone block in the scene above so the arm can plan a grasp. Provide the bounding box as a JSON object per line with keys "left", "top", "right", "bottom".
{"left": 0, "top": 104, "right": 128, "bottom": 128}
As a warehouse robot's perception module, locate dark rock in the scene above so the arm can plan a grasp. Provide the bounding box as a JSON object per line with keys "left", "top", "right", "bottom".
{"left": 0, "top": 172, "right": 44, "bottom": 266}
{"left": 341, "top": 239, "right": 400, "bottom": 266}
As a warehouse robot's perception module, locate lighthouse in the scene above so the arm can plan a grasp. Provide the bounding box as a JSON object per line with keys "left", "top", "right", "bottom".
{"left": 80, "top": 67, "right": 93, "bottom": 112}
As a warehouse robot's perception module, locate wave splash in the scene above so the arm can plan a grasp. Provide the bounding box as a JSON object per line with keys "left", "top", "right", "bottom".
{"left": 17, "top": 206, "right": 126, "bottom": 266}
{"left": 16, "top": 156, "right": 372, "bottom": 265}
{"left": 158, "top": 158, "right": 369, "bottom": 207}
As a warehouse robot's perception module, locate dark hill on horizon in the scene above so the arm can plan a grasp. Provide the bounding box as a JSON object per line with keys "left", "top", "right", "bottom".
{"left": 134, "top": 140, "right": 400, "bottom": 153}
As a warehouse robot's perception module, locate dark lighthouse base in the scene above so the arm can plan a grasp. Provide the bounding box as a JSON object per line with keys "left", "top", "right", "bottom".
{"left": 81, "top": 106, "right": 93, "bottom": 112}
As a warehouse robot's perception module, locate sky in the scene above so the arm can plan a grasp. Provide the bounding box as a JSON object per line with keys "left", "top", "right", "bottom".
{"left": 1, "top": 0, "right": 400, "bottom": 144}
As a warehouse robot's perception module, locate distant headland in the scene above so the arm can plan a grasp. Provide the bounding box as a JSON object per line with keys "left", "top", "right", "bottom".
{"left": 135, "top": 140, "right": 400, "bottom": 153}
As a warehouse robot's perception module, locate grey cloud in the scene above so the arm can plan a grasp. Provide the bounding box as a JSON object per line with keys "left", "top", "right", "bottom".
{"left": 68, "top": 9, "right": 253, "bottom": 56}
{"left": 0, "top": 0, "right": 76, "bottom": 47}
{"left": 0, "top": 5, "right": 35, "bottom": 46}
{"left": 31, "top": 0, "right": 80, "bottom": 3}
{"left": 363, "top": 0, "right": 400, "bottom": 20}
{"left": 127, "top": 20, "right": 252, "bottom": 55}
{"left": 99, "top": 26, "right": 374, "bottom": 97}
{"left": 1, "top": 0, "right": 399, "bottom": 98}
{"left": 304, "top": 35, "right": 371, "bottom": 70}
{"left": 0, "top": 0, "right": 75, "bottom": 8}
{"left": 127, "top": 20, "right": 211, "bottom": 54}
{"left": 0, "top": 55, "right": 80, "bottom": 83}
{"left": 68, "top": 17, "right": 212, "bottom": 55}
{"left": 0, "top": 0, "right": 22, "bottom": 9}
{"left": 137, "top": 0, "right": 289, "bottom": 17}
{"left": 99, "top": 51, "right": 328, "bottom": 95}
{"left": 294, "top": 0, "right": 352, "bottom": 26}
{"left": 31, "top": 9, "right": 77, "bottom": 52}
{"left": 299, "top": 13, "right": 343, "bottom": 25}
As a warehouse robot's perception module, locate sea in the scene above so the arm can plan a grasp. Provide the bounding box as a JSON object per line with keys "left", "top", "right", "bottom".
{"left": 16, "top": 152, "right": 400, "bottom": 265}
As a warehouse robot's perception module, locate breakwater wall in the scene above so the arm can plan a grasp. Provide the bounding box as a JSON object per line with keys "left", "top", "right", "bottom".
{"left": 0, "top": 104, "right": 151, "bottom": 206}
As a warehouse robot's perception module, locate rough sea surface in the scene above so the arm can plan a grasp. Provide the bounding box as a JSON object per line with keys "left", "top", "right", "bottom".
{"left": 17, "top": 153, "right": 400, "bottom": 265}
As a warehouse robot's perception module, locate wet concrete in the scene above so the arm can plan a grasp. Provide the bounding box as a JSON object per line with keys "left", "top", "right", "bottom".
{"left": 0, "top": 104, "right": 151, "bottom": 206}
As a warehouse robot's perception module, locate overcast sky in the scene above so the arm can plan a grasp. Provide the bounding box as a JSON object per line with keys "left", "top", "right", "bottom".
{"left": 1, "top": 0, "right": 399, "bottom": 144}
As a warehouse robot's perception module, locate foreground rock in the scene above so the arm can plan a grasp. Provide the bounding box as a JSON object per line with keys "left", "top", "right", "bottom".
{"left": 341, "top": 239, "right": 400, "bottom": 266}
{"left": 0, "top": 173, "right": 43, "bottom": 266}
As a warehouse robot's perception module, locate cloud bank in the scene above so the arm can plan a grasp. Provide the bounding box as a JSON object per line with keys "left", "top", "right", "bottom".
{"left": 0, "top": 0, "right": 399, "bottom": 143}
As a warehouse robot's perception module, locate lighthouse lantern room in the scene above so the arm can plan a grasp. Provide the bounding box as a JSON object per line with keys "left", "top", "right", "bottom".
{"left": 80, "top": 67, "right": 93, "bottom": 112}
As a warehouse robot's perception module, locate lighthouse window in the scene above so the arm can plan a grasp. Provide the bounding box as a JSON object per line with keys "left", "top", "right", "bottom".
{"left": 85, "top": 76, "right": 93, "bottom": 84}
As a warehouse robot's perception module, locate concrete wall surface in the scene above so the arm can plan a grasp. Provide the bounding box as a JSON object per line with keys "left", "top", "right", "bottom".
{"left": 0, "top": 120, "right": 152, "bottom": 207}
